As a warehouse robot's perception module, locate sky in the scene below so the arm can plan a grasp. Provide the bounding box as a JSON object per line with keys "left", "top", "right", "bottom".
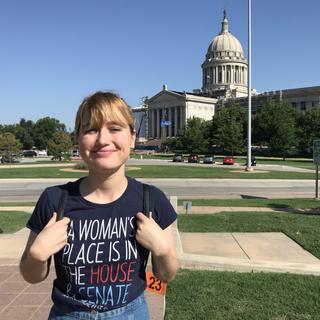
{"left": 0, "top": 0, "right": 319, "bottom": 131}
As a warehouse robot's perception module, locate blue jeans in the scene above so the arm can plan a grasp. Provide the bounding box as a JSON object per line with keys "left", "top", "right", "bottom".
{"left": 48, "top": 293, "right": 149, "bottom": 320}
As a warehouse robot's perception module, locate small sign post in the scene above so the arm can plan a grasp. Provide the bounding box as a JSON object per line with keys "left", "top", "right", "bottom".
{"left": 313, "top": 140, "right": 320, "bottom": 199}
{"left": 183, "top": 201, "right": 192, "bottom": 214}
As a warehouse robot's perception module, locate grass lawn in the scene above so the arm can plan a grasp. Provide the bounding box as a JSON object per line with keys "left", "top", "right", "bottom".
{"left": 0, "top": 202, "right": 36, "bottom": 207}
{"left": 178, "top": 211, "right": 320, "bottom": 259}
{"left": 165, "top": 269, "right": 320, "bottom": 319}
{"left": 165, "top": 211, "right": 320, "bottom": 319}
{"left": 0, "top": 211, "right": 30, "bottom": 233}
{"left": 178, "top": 198, "right": 320, "bottom": 209}
{"left": 0, "top": 157, "right": 317, "bottom": 179}
{"left": 0, "top": 165, "right": 314, "bottom": 179}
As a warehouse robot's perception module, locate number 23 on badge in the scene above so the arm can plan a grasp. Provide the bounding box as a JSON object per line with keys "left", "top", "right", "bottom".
{"left": 145, "top": 272, "right": 167, "bottom": 295}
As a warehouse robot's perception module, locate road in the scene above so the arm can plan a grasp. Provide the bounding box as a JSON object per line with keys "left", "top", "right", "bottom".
{"left": 0, "top": 178, "right": 316, "bottom": 202}
{"left": 0, "top": 159, "right": 316, "bottom": 201}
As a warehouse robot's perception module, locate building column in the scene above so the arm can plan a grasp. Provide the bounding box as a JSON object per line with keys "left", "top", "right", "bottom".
{"left": 223, "top": 65, "right": 226, "bottom": 83}
{"left": 168, "top": 107, "right": 172, "bottom": 137}
{"left": 231, "top": 65, "right": 234, "bottom": 84}
{"left": 156, "top": 109, "right": 160, "bottom": 138}
{"left": 216, "top": 66, "right": 218, "bottom": 84}
{"left": 174, "top": 107, "right": 178, "bottom": 135}
{"left": 153, "top": 109, "right": 157, "bottom": 138}
{"left": 149, "top": 109, "right": 153, "bottom": 138}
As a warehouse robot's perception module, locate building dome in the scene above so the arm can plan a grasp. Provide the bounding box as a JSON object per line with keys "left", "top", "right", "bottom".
{"left": 201, "top": 10, "right": 248, "bottom": 98}
{"left": 206, "top": 10, "right": 245, "bottom": 60}
{"left": 208, "top": 33, "right": 244, "bottom": 57}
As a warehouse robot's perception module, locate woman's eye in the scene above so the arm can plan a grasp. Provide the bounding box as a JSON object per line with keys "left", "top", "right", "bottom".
{"left": 84, "top": 128, "right": 98, "bottom": 134}
{"left": 110, "top": 127, "right": 122, "bottom": 132}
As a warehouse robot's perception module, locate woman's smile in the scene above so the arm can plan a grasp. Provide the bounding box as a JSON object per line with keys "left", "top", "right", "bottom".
{"left": 93, "top": 148, "right": 118, "bottom": 157}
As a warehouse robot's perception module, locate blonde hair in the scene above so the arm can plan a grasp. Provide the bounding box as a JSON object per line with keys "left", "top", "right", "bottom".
{"left": 75, "top": 91, "right": 135, "bottom": 137}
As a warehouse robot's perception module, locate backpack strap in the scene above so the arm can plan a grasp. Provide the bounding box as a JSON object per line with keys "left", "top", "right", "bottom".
{"left": 142, "top": 183, "right": 150, "bottom": 217}
{"left": 142, "top": 183, "right": 151, "bottom": 270}
{"left": 47, "top": 188, "right": 69, "bottom": 276}
{"left": 56, "top": 189, "right": 69, "bottom": 221}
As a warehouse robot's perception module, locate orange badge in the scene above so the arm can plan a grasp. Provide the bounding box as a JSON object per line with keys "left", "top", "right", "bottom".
{"left": 145, "top": 272, "right": 167, "bottom": 295}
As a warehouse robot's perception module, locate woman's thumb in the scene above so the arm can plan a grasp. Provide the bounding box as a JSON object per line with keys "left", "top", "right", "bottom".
{"left": 45, "top": 212, "right": 57, "bottom": 228}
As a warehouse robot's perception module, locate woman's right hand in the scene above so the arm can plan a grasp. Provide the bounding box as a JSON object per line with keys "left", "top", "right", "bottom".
{"left": 29, "top": 213, "right": 70, "bottom": 262}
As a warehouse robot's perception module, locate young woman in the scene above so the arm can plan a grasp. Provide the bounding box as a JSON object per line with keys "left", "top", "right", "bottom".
{"left": 20, "top": 91, "right": 179, "bottom": 319}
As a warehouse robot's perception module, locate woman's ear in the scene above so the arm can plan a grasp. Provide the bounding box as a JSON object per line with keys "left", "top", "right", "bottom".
{"left": 130, "top": 130, "right": 136, "bottom": 148}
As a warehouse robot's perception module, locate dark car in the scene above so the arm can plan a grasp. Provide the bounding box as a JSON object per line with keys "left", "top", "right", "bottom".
{"left": 203, "top": 154, "right": 215, "bottom": 164}
{"left": 188, "top": 154, "right": 199, "bottom": 163}
{"left": 223, "top": 156, "right": 235, "bottom": 165}
{"left": 23, "top": 150, "right": 37, "bottom": 158}
{"left": 172, "top": 153, "right": 184, "bottom": 162}
{"left": 0, "top": 153, "right": 19, "bottom": 163}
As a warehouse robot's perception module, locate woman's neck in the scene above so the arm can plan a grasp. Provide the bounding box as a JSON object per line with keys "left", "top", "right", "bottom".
{"left": 80, "top": 169, "right": 128, "bottom": 204}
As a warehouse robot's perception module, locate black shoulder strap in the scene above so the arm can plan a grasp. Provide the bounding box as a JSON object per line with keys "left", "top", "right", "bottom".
{"left": 47, "top": 188, "right": 68, "bottom": 275}
{"left": 142, "top": 183, "right": 150, "bottom": 217}
{"left": 142, "top": 183, "right": 151, "bottom": 270}
{"left": 56, "top": 189, "right": 68, "bottom": 221}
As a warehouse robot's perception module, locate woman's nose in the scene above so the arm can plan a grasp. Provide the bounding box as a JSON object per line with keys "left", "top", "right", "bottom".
{"left": 96, "top": 127, "right": 111, "bottom": 144}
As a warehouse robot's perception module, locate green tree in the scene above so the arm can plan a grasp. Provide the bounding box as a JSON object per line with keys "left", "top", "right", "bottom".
{"left": 253, "top": 99, "right": 297, "bottom": 160}
{"left": 296, "top": 107, "right": 320, "bottom": 154}
{"left": 162, "top": 137, "right": 183, "bottom": 152}
{"left": 0, "top": 132, "right": 22, "bottom": 162}
{"left": 47, "top": 131, "right": 72, "bottom": 161}
{"left": 177, "top": 117, "right": 210, "bottom": 153}
{"left": 33, "top": 117, "right": 66, "bottom": 150}
{"left": 211, "top": 105, "right": 246, "bottom": 155}
{"left": 15, "top": 118, "right": 35, "bottom": 150}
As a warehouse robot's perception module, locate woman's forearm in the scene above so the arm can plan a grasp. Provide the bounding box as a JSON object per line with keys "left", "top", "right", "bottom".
{"left": 20, "top": 251, "right": 50, "bottom": 284}
{"left": 151, "top": 252, "right": 180, "bottom": 283}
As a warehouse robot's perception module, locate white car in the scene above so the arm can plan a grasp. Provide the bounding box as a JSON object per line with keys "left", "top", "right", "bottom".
{"left": 36, "top": 150, "right": 47, "bottom": 156}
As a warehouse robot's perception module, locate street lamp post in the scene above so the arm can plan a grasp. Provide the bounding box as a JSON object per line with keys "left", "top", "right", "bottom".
{"left": 246, "top": 0, "right": 252, "bottom": 171}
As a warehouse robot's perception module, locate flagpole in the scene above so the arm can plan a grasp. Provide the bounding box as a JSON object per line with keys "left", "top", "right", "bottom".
{"left": 246, "top": 0, "right": 252, "bottom": 171}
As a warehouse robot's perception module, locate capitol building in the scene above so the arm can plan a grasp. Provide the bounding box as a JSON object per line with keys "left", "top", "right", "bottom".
{"left": 134, "top": 11, "right": 320, "bottom": 142}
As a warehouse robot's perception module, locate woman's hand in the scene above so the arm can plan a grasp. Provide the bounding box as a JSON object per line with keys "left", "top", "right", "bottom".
{"left": 135, "top": 212, "right": 169, "bottom": 257}
{"left": 29, "top": 213, "right": 70, "bottom": 262}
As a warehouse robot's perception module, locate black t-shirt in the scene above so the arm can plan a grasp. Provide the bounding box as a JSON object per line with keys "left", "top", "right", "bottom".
{"left": 27, "top": 177, "right": 177, "bottom": 312}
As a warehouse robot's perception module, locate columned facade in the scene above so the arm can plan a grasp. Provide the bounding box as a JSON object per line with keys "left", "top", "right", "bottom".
{"left": 148, "top": 104, "right": 188, "bottom": 139}
{"left": 145, "top": 86, "right": 216, "bottom": 140}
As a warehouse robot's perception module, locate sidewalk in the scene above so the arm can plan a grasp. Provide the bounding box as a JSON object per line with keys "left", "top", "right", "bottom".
{"left": 1, "top": 206, "right": 320, "bottom": 319}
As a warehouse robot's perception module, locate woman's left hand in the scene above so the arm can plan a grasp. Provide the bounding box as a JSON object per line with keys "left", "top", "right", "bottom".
{"left": 135, "top": 212, "right": 169, "bottom": 257}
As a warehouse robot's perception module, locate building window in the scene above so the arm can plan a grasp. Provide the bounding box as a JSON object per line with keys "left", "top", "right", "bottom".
{"left": 300, "top": 101, "right": 306, "bottom": 111}
{"left": 218, "top": 66, "right": 222, "bottom": 83}
{"left": 226, "top": 65, "right": 231, "bottom": 83}
{"left": 291, "top": 102, "right": 297, "bottom": 108}
{"left": 210, "top": 67, "right": 213, "bottom": 84}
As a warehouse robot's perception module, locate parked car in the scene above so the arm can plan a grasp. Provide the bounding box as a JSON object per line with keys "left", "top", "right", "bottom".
{"left": 36, "top": 150, "right": 47, "bottom": 156}
{"left": 23, "top": 150, "right": 37, "bottom": 158}
{"left": 203, "top": 154, "right": 215, "bottom": 164}
{"left": 188, "top": 154, "right": 199, "bottom": 163}
{"left": 223, "top": 156, "right": 235, "bottom": 165}
{"left": 0, "top": 153, "right": 19, "bottom": 163}
{"left": 172, "top": 153, "right": 184, "bottom": 162}
{"left": 72, "top": 149, "right": 80, "bottom": 157}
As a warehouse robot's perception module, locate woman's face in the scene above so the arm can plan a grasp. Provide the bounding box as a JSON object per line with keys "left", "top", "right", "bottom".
{"left": 78, "top": 118, "right": 136, "bottom": 174}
